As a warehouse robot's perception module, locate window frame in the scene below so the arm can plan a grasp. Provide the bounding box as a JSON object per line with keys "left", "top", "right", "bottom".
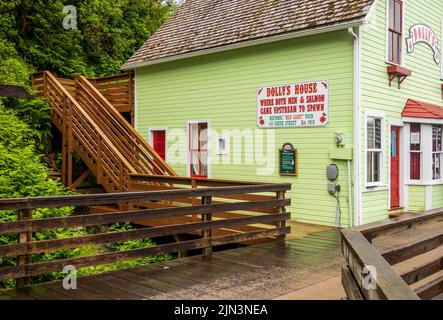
{"left": 432, "top": 125, "right": 443, "bottom": 181}
{"left": 409, "top": 123, "right": 422, "bottom": 182}
{"left": 366, "top": 114, "right": 385, "bottom": 188}
{"left": 187, "top": 121, "right": 210, "bottom": 178}
{"left": 386, "top": 0, "right": 405, "bottom": 66}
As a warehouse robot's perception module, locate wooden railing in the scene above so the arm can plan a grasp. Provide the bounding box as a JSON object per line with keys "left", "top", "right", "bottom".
{"left": 87, "top": 73, "right": 134, "bottom": 116}
{"left": 31, "top": 71, "right": 134, "bottom": 192}
{"left": 341, "top": 209, "right": 443, "bottom": 300}
{"left": 0, "top": 184, "right": 291, "bottom": 288}
{"left": 31, "top": 71, "right": 175, "bottom": 193}
{"left": 129, "top": 174, "right": 285, "bottom": 230}
{"left": 75, "top": 76, "right": 175, "bottom": 177}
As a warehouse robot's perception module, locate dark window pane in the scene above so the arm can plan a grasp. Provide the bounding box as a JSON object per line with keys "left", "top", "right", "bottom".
{"left": 367, "top": 116, "right": 375, "bottom": 149}
{"left": 410, "top": 153, "right": 421, "bottom": 180}
{"left": 375, "top": 118, "right": 382, "bottom": 149}
{"left": 374, "top": 152, "right": 380, "bottom": 182}
{"left": 389, "top": 0, "right": 395, "bottom": 30}
{"left": 388, "top": 32, "right": 393, "bottom": 62}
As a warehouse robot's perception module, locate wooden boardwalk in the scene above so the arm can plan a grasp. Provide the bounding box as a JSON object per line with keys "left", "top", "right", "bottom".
{"left": 0, "top": 229, "right": 345, "bottom": 300}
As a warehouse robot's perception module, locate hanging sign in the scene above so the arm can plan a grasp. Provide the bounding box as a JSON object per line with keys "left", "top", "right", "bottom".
{"left": 279, "top": 143, "right": 297, "bottom": 176}
{"left": 257, "top": 81, "right": 329, "bottom": 128}
{"left": 406, "top": 24, "right": 441, "bottom": 65}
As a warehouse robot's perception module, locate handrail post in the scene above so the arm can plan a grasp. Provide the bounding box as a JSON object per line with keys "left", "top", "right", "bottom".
{"left": 202, "top": 195, "right": 213, "bottom": 259}
{"left": 61, "top": 96, "right": 68, "bottom": 186}
{"left": 277, "top": 191, "right": 287, "bottom": 243}
{"left": 191, "top": 179, "right": 198, "bottom": 222}
{"left": 42, "top": 71, "right": 48, "bottom": 97}
{"left": 97, "top": 136, "right": 102, "bottom": 184}
{"left": 16, "top": 209, "right": 32, "bottom": 288}
{"left": 67, "top": 99, "right": 73, "bottom": 187}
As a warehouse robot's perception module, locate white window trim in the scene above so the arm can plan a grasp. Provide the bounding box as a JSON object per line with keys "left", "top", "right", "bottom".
{"left": 186, "top": 120, "right": 211, "bottom": 178}
{"left": 364, "top": 112, "right": 387, "bottom": 190}
{"left": 408, "top": 123, "right": 423, "bottom": 184}
{"left": 432, "top": 125, "right": 443, "bottom": 182}
{"left": 148, "top": 128, "right": 169, "bottom": 162}
{"left": 404, "top": 123, "right": 443, "bottom": 185}
{"left": 385, "top": 0, "right": 406, "bottom": 67}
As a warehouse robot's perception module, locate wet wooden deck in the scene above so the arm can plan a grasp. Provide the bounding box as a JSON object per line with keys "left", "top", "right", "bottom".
{"left": 0, "top": 228, "right": 345, "bottom": 300}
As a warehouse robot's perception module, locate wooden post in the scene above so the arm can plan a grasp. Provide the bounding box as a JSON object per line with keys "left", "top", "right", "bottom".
{"left": 191, "top": 179, "right": 198, "bottom": 222}
{"left": 129, "top": 72, "right": 135, "bottom": 126}
{"left": 202, "top": 195, "right": 213, "bottom": 258}
{"left": 62, "top": 98, "right": 68, "bottom": 186}
{"left": 277, "top": 191, "right": 287, "bottom": 243}
{"left": 42, "top": 72, "right": 47, "bottom": 97}
{"left": 16, "top": 209, "right": 32, "bottom": 288}
{"left": 67, "top": 100, "right": 73, "bottom": 187}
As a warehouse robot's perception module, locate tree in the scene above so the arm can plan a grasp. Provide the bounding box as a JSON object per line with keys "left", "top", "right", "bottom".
{"left": 0, "top": 0, "right": 177, "bottom": 77}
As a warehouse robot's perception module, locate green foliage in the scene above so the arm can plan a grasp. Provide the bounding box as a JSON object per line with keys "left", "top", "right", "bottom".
{"left": 0, "top": 0, "right": 178, "bottom": 289}
{"left": 0, "top": 0, "right": 177, "bottom": 77}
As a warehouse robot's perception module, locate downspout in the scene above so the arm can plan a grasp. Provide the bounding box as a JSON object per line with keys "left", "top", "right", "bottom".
{"left": 349, "top": 26, "right": 362, "bottom": 227}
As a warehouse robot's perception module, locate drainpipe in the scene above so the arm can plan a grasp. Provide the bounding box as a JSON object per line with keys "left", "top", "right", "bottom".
{"left": 348, "top": 26, "right": 361, "bottom": 227}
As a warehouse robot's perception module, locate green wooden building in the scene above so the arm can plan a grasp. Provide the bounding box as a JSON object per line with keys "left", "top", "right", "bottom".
{"left": 122, "top": 0, "right": 443, "bottom": 227}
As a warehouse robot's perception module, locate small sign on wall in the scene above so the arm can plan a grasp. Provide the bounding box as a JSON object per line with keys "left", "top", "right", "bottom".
{"left": 279, "top": 143, "right": 297, "bottom": 176}
{"left": 257, "top": 81, "right": 329, "bottom": 128}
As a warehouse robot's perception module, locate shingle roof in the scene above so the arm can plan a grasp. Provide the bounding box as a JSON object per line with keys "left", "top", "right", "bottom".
{"left": 402, "top": 99, "right": 443, "bottom": 119}
{"left": 123, "top": 0, "right": 375, "bottom": 68}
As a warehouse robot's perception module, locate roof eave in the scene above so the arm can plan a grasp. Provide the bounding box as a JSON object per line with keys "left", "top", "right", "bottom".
{"left": 121, "top": 16, "right": 368, "bottom": 71}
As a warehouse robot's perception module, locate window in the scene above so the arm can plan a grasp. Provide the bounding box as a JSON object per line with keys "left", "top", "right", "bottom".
{"left": 409, "top": 124, "right": 421, "bottom": 180}
{"left": 367, "top": 116, "right": 383, "bottom": 185}
{"left": 387, "top": 0, "right": 403, "bottom": 65}
{"left": 432, "top": 125, "right": 443, "bottom": 180}
{"left": 216, "top": 137, "right": 228, "bottom": 155}
{"left": 189, "top": 122, "right": 208, "bottom": 178}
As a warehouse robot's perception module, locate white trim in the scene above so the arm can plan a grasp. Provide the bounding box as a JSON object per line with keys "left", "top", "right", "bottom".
{"left": 350, "top": 26, "right": 362, "bottom": 226}
{"left": 186, "top": 120, "right": 211, "bottom": 178}
{"left": 365, "top": 0, "right": 380, "bottom": 23}
{"left": 402, "top": 117, "right": 443, "bottom": 125}
{"left": 426, "top": 185, "right": 433, "bottom": 210}
{"left": 148, "top": 128, "right": 169, "bottom": 162}
{"left": 364, "top": 111, "right": 386, "bottom": 190}
{"left": 122, "top": 18, "right": 369, "bottom": 70}
{"left": 402, "top": 123, "right": 410, "bottom": 210}
{"left": 422, "top": 125, "right": 433, "bottom": 183}
{"left": 385, "top": 0, "right": 406, "bottom": 67}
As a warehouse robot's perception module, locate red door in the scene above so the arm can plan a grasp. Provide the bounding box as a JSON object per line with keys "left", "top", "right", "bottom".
{"left": 390, "top": 127, "right": 401, "bottom": 209}
{"left": 152, "top": 130, "right": 166, "bottom": 160}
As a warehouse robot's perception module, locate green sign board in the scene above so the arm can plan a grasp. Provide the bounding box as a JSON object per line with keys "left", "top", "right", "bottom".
{"left": 279, "top": 143, "right": 297, "bottom": 176}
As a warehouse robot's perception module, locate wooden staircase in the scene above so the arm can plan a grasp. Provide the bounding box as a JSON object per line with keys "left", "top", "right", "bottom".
{"left": 30, "top": 71, "right": 284, "bottom": 241}
{"left": 31, "top": 71, "right": 176, "bottom": 193}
